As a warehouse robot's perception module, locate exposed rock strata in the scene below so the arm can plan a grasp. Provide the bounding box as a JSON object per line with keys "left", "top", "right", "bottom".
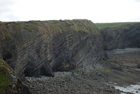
{"left": 100, "top": 23, "right": 140, "bottom": 50}
{"left": 0, "top": 20, "right": 107, "bottom": 78}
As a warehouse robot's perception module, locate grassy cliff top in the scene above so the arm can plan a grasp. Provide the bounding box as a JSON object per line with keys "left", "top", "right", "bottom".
{"left": 95, "top": 22, "right": 140, "bottom": 30}
{"left": 0, "top": 19, "right": 97, "bottom": 33}
{"left": 0, "top": 19, "right": 98, "bottom": 47}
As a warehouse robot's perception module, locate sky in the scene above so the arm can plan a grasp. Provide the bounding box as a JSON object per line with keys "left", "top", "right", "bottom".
{"left": 0, "top": 0, "right": 140, "bottom": 23}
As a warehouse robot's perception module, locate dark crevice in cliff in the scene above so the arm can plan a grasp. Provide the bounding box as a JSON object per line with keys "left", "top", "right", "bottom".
{"left": 40, "top": 66, "right": 54, "bottom": 77}
{"left": 24, "top": 68, "right": 54, "bottom": 77}
{"left": 23, "top": 60, "right": 75, "bottom": 77}
{"left": 23, "top": 64, "right": 54, "bottom": 77}
{"left": 3, "top": 51, "right": 12, "bottom": 61}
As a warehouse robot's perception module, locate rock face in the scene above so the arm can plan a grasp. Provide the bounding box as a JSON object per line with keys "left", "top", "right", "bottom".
{"left": 0, "top": 20, "right": 106, "bottom": 78}
{"left": 100, "top": 23, "right": 140, "bottom": 50}
{"left": 137, "top": 63, "right": 140, "bottom": 68}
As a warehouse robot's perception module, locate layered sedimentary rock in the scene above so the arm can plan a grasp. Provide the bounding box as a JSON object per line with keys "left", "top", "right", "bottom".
{"left": 0, "top": 20, "right": 106, "bottom": 78}
{"left": 100, "top": 23, "right": 140, "bottom": 50}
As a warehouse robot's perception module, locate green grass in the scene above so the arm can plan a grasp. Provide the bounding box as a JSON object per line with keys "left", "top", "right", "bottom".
{"left": 0, "top": 59, "right": 11, "bottom": 94}
{"left": 0, "top": 71, "right": 11, "bottom": 94}
{"left": 0, "top": 28, "right": 12, "bottom": 38}
{"left": 45, "top": 20, "right": 59, "bottom": 24}
{"left": 104, "top": 69, "right": 111, "bottom": 72}
{"left": 65, "top": 20, "right": 98, "bottom": 34}
{"left": 95, "top": 22, "right": 140, "bottom": 30}
{"left": 13, "top": 26, "right": 22, "bottom": 33}
{"left": 51, "top": 24, "right": 63, "bottom": 31}
{"left": 70, "top": 21, "right": 86, "bottom": 32}
{"left": 24, "top": 25, "right": 38, "bottom": 31}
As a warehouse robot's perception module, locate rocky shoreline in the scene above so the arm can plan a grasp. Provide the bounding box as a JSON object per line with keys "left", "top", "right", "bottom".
{"left": 21, "top": 48, "right": 140, "bottom": 94}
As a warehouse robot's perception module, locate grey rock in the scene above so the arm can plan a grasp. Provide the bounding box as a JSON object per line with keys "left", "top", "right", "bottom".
{"left": 100, "top": 23, "right": 140, "bottom": 50}
{"left": 137, "top": 63, "right": 140, "bottom": 68}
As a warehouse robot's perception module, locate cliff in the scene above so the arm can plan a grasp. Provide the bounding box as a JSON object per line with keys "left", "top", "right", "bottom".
{"left": 0, "top": 20, "right": 106, "bottom": 79}
{"left": 100, "top": 23, "right": 140, "bottom": 50}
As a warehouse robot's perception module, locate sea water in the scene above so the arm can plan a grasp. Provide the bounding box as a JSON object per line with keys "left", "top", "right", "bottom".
{"left": 115, "top": 84, "right": 140, "bottom": 94}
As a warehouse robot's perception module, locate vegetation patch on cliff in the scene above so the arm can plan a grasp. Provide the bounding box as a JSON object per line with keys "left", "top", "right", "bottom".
{"left": 24, "top": 25, "right": 38, "bottom": 31}
{"left": 65, "top": 19, "right": 99, "bottom": 34}
{"left": 0, "top": 59, "right": 11, "bottom": 94}
{"left": 0, "top": 28, "right": 12, "bottom": 39}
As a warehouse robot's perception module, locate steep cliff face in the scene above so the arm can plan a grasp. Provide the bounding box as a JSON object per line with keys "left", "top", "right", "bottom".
{"left": 0, "top": 20, "right": 106, "bottom": 78}
{"left": 100, "top": 23, "right": 140, "bottom": 50}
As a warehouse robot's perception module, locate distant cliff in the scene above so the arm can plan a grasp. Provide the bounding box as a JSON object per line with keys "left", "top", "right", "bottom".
{"left": 0, "top": 20, "right": 107, "bottom": 79}
{"left": 100, "top": 23, "right": 140, "bottom": 50}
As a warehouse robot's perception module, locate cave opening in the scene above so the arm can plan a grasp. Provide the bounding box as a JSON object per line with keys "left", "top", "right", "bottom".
{"left": 3, "top": 51, "right": 12, "bottom": 61}
{"left": 23, "top": 65, "right": 55, "bottom": 77}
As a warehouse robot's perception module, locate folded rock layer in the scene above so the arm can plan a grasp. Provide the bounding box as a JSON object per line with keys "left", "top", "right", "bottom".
{"left": 0, "top": 20, "right": 106, "bottom": 78}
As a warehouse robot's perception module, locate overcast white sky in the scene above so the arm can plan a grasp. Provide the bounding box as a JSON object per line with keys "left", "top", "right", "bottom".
{"left": 0, "top": 0, "right": 140, "bottom": 23}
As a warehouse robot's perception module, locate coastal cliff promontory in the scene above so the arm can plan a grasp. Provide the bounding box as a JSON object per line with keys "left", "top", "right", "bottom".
{"left": 0, "top": 20, "right": 106, "bottom": 79}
